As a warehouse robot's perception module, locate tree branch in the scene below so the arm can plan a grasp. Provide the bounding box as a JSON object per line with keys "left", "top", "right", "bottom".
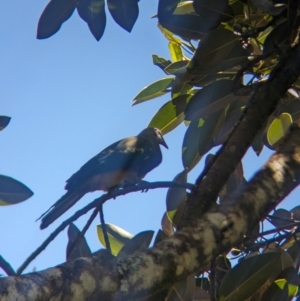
{"left": 3, "top": 120, "right": 300, "bottom": 301}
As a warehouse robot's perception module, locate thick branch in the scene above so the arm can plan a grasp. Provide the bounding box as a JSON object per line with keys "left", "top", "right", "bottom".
{"left": 181, "top": 35, "right": 300, "bottom": 226}
{"left": 2, "top": 121, "right": 300, "bottom": 301}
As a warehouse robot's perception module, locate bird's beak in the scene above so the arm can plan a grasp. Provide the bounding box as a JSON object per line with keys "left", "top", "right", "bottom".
{"left": 160, "top": 136, "right": 168, "bottom": 149}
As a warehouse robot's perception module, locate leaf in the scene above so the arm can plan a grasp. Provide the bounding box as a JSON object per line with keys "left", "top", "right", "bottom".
{"left": 161, "top": 212, "right": 174, "bottom": 237}
{"left": 132, "top": 77, "right": 174, "bottom": 105}
{"left": 219, "top": 251, "right": 289, "bottom": 301}
{"left": 106, "top": 0, "right": 138, "bottom": 32}
{"left": 0, "top": 116, "right": 11, "bottom": 131}
{"left": 186, "top": 27, "right": 249, "bottom": 76}
{"left": 66, "top": 223, "right": 92, "bottom": 261}
{"left": 37, "top": 0, "right": 77, "bottom": 39}
{"left": 77, "top": 0, "right": 106, "bottom": 41}
{"left": 117, "top": 230, "right": 154, "bottom": 257}
{"left": 168, "top": 42, "right": 183, "bottom": 62}
{"left": 153, "top": 229, "right": 169, "bottom": 245}
{"left": 148, "top": 94, "right": 190, "bottom": 135}
{"left": 269, "top": 209, "right": 294, "bottom": 229}
{"left": 173, "top": 1, "right": 195, "bottom": 15}
{"left": 152, "top": 54, "right": 172, "bottom": 73}
{"left": 167, "top": 273, "right": 195, "bottom": 301}
{"left": 166, "top": 169, "right": 188, "bottom": 225}
{"left": 96, "top": 223, "right": 133, "bottom": 255}
{"left": 267, "top": 113, "right": 293, "bottom": 146}
{"left": 164, "top": 60, "right": 189, "bottom": 75}
{"left": 0, "top": 175, "right": 33, "bottom": 206}
{"left": 184, "top": 80, "right": 234, "bottom": 121}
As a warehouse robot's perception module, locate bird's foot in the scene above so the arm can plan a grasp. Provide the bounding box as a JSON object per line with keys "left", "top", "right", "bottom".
{"left": 136, "top": 180, "right": 149, "bottom": 192}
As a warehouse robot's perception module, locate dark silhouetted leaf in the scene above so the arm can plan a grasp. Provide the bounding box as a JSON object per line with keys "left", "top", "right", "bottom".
{"left": 132, "top": 77, "right": 174, "bottom": 105}
{"left": 167, "top": 273, "right": 195, "bottom": 301}
{"left": 185, "top": 80, "right": 234, "bottom": 121}
{"left": 0, "top": 175, "right": 33, "bottom": 206}
{"left": 118, "top": 230, "right": 154, "bottom": 257}
{"left": 107, "top": 0, "right": 138, "bottom": 32}
{"left": 166, "top": 169, "right": 188, "bottom": 225}
{"left": 37, "top": 0, "right": 77, "bottom": 39}
{"left": 0, "top": 116, "right": 11, "bottom": 131}
{"left": 96, "top": 223, "right": 133, "bottom": 255}
{"left": 219, "top": 251, "right": 291, "bottom": 301}
{"left": 153, "top": 229, "right": 168, "bottom": 245}
{"left": 77, "top": 0, "right": 106, "bottom": 41}
{"left": 269, "top": 209, "right": 294, "bottom": 229}
{"left": 148, "top": 94, "right": 190, "bottom": 134}
{"left": 186, "top": 27, "right": 249, "bottom": 76}
{"left": 66, "top": 223, "right": 92, "bottom": 261}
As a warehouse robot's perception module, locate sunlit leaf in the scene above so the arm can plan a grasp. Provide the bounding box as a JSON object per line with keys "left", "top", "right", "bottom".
{"left": 96, "top": 223, "right": 133, "bottom": 255}
{"left": 168, "top": 42, "right": 183, "bottom": 62}
{"left": 0, "top": 116, "right": 11, "bottom": 131}
{"left": 117, "top": 230, "right": 154, "bottom": 257}
{"left": 37, "top": 0, "right": 77, "bottom": 39}
{"left": 148, "top": 94, "right": 189, "bottom": 134}
{"left": 66, "top": 223, "right": 92, "bottom": 261}
{"left": 219, "top": 251, "right": 290, "bottom": 301}
{"left": 132, "top": 77, "right": 174, "bottom": 105}
{"left": 77, "top": 0, "right": 106, "bottom": 41}
{"left": 187, "top": 27, "right": 249, "bottom": 76}
{"left": 106, "top": 0, "right": 138, "bottom": 32}
{"left": 185, "top": 80, "right": 234, "bottom": 121}
{"left": 161, "top": 212, "right": 174, "bottom": 237}
{"left": 152, "top": 54, "right": 172, "bottom": 73}
{"left": 173, "top": 1, "right": 195, "bottom": 15}
{"left": 0, "top": 175, "right": 33, "bottom": 206}
{"left": 267, "top": 113, "right": 293, "bottom": 146}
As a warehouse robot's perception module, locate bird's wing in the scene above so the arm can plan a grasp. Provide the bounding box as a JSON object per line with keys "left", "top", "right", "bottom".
{"left": 65, "top": 135, "right": 163, "bottom": 191}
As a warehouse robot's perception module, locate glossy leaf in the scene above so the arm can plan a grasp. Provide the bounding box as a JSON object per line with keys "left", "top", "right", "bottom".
{"left": 152, "top": 54, "right": 172, "bottom": 73}
{"left": 37, "top": 0, "right": 77, "bottom": 39}
{"left": 148, "top": 94, "right": 189, "bottom": 134}
{"left": 164, "top": 60, "right": 189, "bottom": 75}
{"left": 132, "top": 77, "right": 174, "bottom": 105}
{"left": 0, "top": 175, "right": 33, "bottom": 206}
{"left": 267, "top": 113, "right": 293, "bottom": 146}
{"left": 168, "top": 42, "right": 183, "bottom": 62}
{"left": 66, "top": 223, "right": 92, "bottom": 261}
{"left": 0, "top": 116, "right": 11, "bottom": 131}
{"left": 219, "top": 251, "right": 291, "bottom": 301}
{"left": 166, "top": 169, "right": 188, "bottom": 224}
{"left": 77, "top": 0, "right": 106, "bottom": 41}
{"left": 185, "top": 80, "right": 234, "bottom": 121}
{"left": 107, "top": 0, "right": 138, "bottom": 32}
{"left": 117, "top": 230, "right": 154, "bottom": 257}
{"left": 187, "top": 27, "right": 249, "bottom": 76}
{"left": 96, "top": 223, "right": 133, "bottom": 255}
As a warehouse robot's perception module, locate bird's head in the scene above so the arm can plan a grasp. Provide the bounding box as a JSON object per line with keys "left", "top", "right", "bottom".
{"left": 138, "top": 128, "right": 168, "bottom": 149}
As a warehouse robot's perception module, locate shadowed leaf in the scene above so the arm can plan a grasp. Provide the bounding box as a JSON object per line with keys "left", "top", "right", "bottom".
{"left": 77, "top": 0, "right": 106, "bottom": 41}
{"left": 0, "top": 175, "right": 33, "bottom": 206}
{"left": 0, "top": 116, "right": 11, "bottom": 131}
{"left": 37, "top": 0, "right": 77, "bottom": 39}
{"left": 66, "top": 223, "right": 92, "bottom": 261}
{"left": 167, "top": 273, "right": 195, "bottom": 301}
{"left": 118, "top": 230, "right": 154, "bottom": 257}
{"left": 152, "top": 54, "right": 172, "bottom": 73}
{"left": 107, "top": 0, "right": 138, "bottom": 32}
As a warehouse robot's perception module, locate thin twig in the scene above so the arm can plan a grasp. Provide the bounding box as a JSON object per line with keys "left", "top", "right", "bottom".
{"left": 99, "top": 204, "right": 111, "bottom": 254}
{"left": 0, "top": 256, "right": 15, "bottom": 276}
{"left": 17, "top": 181, "right": 194, "bottom": 275}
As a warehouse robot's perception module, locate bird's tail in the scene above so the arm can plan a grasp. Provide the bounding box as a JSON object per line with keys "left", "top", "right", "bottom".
{"left": 38, "top": 190, "right": 85, "bottom": 229}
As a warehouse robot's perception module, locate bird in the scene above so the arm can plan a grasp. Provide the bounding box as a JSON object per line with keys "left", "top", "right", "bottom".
{"left": 38, "top": 127, "right": 168, "bottom": 229}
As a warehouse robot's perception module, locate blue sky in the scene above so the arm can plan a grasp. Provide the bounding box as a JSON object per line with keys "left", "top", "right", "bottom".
{"left": 0, "top": 0, "right": 298, "bottom": 274}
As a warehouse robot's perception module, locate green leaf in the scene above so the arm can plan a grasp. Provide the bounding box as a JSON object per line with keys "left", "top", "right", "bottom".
{"left": 152, "top": 54, "right": 172, "bottom": 73}
{"left": 148, "top": 94, "right": 189, "bottom": 135}
{"left": 167, "top": 273, "right": 196, "bottom": 301}
{"left": 168, "top": 42, "right": 183, "bottom": 62}
{"left": 173, "top": 1, "right": 195, "bottom": 15}
{"left": 164, "top": 60, "right": 189, "bottom": 75}
{"left": 66, "top": 223, "right": 92, "bottom": 261}
{"left": 96, "top": 223, "right": 133, "bottom": 255}
{"left": 106, "top": 0, "right": 138, "bottom": 32}
{"left": 117, "top": 230, "right": 154, "bottom": 257}
{"left": 166, "top": 169, "right": 188, "bottom": 225}
{"left": 187, "top": 27, "right": 249, "bottom": 76}
{"left": 132, "top": 77, "right": 174, "bottom": 105}
{"left": 0, "top": 175, "right": 33, "bottom": 206}
{"left": 0, "top": 116, "right": 11, "bottom": 131}
{"left": 77, "top": 0, "right": 106, "bottom": 41}
{"left": 219, "top": 251, "right": 288, "bottom": 301}
{"left": 267, "top": 113, "right": 293, "bottom": 146}
{"left": 37, "top": 0, "right": 77, "bottom": 39}
{"left": 185, "top": 80, "right": 235, "bottom": 121}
